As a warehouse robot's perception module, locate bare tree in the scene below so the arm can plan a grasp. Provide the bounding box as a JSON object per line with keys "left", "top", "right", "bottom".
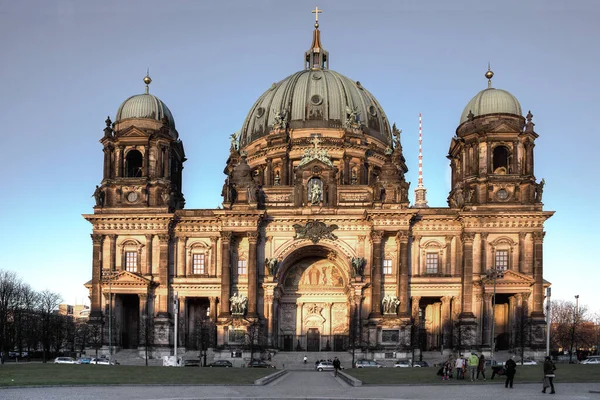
{"left": 88, "top": 322, "right": 103, "bottom": 359}
{"left": 550, "top": 300, "right": 593, "bottom": 361}
{"left": 75, "top": 321, "right": 90, "bottom": 358}
{"left": 0, "top": 270, "right": 22, "bottom": 361}
{"left": 37, "top": 289, "right": 62, "bottom": 362}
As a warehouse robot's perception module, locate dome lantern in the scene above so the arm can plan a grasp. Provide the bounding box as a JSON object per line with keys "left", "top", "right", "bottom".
{"left": 305, "top": 6, "right": 329, "bottom": 70}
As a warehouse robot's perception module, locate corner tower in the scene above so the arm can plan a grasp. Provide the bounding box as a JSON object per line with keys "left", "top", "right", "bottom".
{"left": 447, "top": 68, "right": 543, "bottom": 209}
{"left": 95, "top": 75, "right": 186, "bottom": 211}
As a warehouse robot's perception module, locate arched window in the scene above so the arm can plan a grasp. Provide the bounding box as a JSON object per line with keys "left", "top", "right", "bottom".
{"left": 125, "top": 150, "right": 143, "bottom": 177}
{"left": 493, "top": 146, "right": 509, "bottom": 174}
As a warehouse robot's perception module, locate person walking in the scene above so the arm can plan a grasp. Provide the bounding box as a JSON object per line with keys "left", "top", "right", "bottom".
{"left": 542, "top": 356, "right": 556, "bottom": 394}
{"left": 467, "top": 352, "right": 479, "bottom": 382}
{"left": 303, "top": 355, "right": 307, "bottom": 364}
{"left": 504, "top": 356, "right": 517, "bottom": 388}
{"left": 333, "top": 357, "right": 341, "bottom": 377}
{"left": 476, "top": 353, "right": 486, "bottom": 380}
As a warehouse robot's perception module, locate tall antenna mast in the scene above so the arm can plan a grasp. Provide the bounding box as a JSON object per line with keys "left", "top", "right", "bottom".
{"left": 414, "top": 112, "right": 429, "bottom": 208}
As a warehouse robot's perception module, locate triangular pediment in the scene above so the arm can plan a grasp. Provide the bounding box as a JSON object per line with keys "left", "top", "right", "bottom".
{"left": 119, "top": 126, "right": 150, "bottom": 138}
{"left": 298, "top": 157, "right": 334, "bottom": 171}
{"left": 481, "top": 270, "right": 534, "bottom": 286}
{"left": 103, "top": 270, "right": 153, "bottom": 287}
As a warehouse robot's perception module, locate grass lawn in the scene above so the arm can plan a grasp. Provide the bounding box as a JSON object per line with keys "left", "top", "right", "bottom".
{"left": 0, "top": 364, "right": 275, "bottom": 387}
{"left": 345, "top": 364, "right": 600, "bottom": 385}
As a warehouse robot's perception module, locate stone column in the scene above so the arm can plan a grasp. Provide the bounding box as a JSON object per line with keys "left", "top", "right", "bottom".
{"left": 209, "top": 296, "right": 217, "bottom": 322}
{"left": 144, "top": 234, "right": 153, "bottom": 275}
{"left": 412, "top": 236, "right": 421, "bottom": 276}
{"left": 396, "top": 232, "right": 410, "bottom": 317}
{"left": 518, "top": 232, "right": 526, "bottom": 273}
{"left": 482, "top": 293, "right": 493, "bottom": 346}
{"left": 91, "top": 234, "right": 104, "bottom": 315}
{"left": 139, "top": 293, "right": 148, "bottom": 347}
{"left": 509, "top": 295, "right": 517, "bottom": 347}
{"left": 219, "top": 232, "right": 233, "bottom": 317}
{"left": 343, "top": 155, "right": 350, "bottom": 185}
{"left": 480, "top": 233, "right": 488, "bottom": 274}
{"left": 441, "top": 296, "right": 452, "bottom": 348}
{"left": 247, "top": 232, "right": 258, "bottom": 317}
{"left": 163, "top": 146, "right": 170, "bottom": 178}
{"left": 460, "top": 233, "right": 475, "bottom": 318}
{"left": 445, "top": 236, "right": 453, "bottom": 276}
{"left": 116, "top": 146, "right": 124, "bottom": 177}
{"left": 327, "top": 302, "right": 333, "bottom": 339}
{"left": 370, "top": 231, "right": 384, "bottom": 317}
{"left": 177, "top": 236, "right": 186, "bottom": 277}
{"left": 103, "top": 147, "right": 110, "bottom": 179}
{"left": 210, "top": 237, "right": 218, "bottom": 276}
{"left": 296, "top": 302, "right": 303, "bottom": 343}
{"left": 143, "top": 146, "right": 149, "bottom": 177}
{"left": 108, "top": 234, "right": 117, "bottom": 272}
{"left": 155, "top": 234, "right": 171, "bottom": 315}
{"left": 177, "top": 295, "right": 186, "bottom": 349}
{"left": 531, "top": 232, "right": 545, "bottom": 319}
{"left": 412, "top": 296, "right": 421, "bottom": 349}
{"left": 265, "top": 158, "right": 272, "bottom": 186}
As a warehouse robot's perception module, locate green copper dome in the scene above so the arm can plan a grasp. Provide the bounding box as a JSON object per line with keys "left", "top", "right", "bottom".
{"left": 460, "top": 88, "right": 522, "bottom": 124}
{"left": 240, "top": 69, "right": 392, "bottom": 148}
{"left": 116, "top": 93, "right": 176, "bottom": 129}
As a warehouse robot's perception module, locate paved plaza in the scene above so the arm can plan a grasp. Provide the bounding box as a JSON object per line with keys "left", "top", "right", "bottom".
{"left": 2, "top": 371, "right": 600, "bottom": 400}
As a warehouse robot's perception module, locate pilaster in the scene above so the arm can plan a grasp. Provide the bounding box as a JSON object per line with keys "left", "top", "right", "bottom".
{"left": 247, "top": 231, "right": 259, "bottom": 317}
{"left": 369, "top": 231, "right": 384, "bottom": 318}
{"left": 219, "top": 232, "right": 233, "bottom": 317}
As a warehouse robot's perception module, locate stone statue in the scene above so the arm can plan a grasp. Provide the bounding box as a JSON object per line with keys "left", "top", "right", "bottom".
{"left": 92, "top": 185, "right": 105, "bottom": 207}
{"left": 273, "top": 108, "right": 288, "bottom": 130}
{"left": 350, "top": 257, "right": 366, "bottom": 278}
{"left": 230, "top": 293, "right": 248, "bottom": 315}
{"left": 310, "top": 181, "right": 322, "bottom": 204}
{"left": 345, "top": 106, "right": 362, "bottom": 129}
{"left": 265, "top": 258, "right": 280, "bottom": 277}
{"left": 229, "top": 131, "right": 240, "bottom": 152}
{"left": 392, "top": 123, "right": 402, "bottom": 150}
{"left": 221, "top": 178, "right": 232, "bottom": 203}
{"left": 535, "top": 178, "right": 545, "bottom": 202}
{"left": 382, "top": 295, "right": 400, "bottom": 315}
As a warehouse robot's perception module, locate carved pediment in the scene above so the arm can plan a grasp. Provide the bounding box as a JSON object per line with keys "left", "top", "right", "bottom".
{"left": 103, "top": 270, "right": 154, "bottom": 287}
{"left": 118, "top": 126, "right": 150, "bottom": 138}
{"left": 481, "top": 270, "right": 534, "bottom": 286}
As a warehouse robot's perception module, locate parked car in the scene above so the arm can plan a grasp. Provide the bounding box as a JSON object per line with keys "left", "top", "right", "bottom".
{"left": 393, "top": 359, "right": 411, "bottom": 368}
{"left": 412, "top": 360, "right": 430, "bottom": 367}
{"left": 79, "top": 357, "right": 92, "bottom": 364}
{"left": 354, "top": 360, "right": 385, "bottom": 368}
{"left": 90, "top": 357, "right": 114, "bottom": 365}
{"left": 581, "top": 356, "right": 600, "bottom": 365}
{"left": 54, "top": 357, "right": 80, "bottom": 364}
{"left": 208, "top": 360, "right": 233, "bottom": 368}
{"left": 516, "top": 358, "right": 537, "bottom": 366}
{"left": 247, "top": 359, "right": 274, "bottom": 368}
{"left": 183, "top": 359, "right": 201, "bottom": 367}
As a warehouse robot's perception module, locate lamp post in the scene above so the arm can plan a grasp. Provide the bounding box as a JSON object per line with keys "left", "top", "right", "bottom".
{"left": 102, "top": 268, "right": 116, "bottom": 364}
{"left": 546, "top": 287, "right": 551, "bottom": 357}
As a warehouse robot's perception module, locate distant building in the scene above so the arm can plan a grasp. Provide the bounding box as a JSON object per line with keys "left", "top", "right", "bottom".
{"left": 58, "top": 304, "right": 90, "bottom": 321}
{"left": 84, "top": 12, "right": 552, "bottom": 357}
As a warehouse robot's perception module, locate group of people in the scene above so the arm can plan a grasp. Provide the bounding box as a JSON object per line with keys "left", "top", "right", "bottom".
{"left": 439, "top": 353, "right": 556, "bottom": 393}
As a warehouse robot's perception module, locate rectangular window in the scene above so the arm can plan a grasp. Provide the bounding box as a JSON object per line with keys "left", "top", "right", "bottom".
{"left": 495, "top": 250, "right": 509, "bottom": 272}
{"left": 192, "top": 254, "right": 206, "bottom": 275}
{"left": 229, "top": 330, "right": 245, "bottom": 344}
{"left": 426, "top": 253, "right": 438, "bottom": 274}
{"left": 125, "top": 251, "right": 138, "bottom": 272}
{"left": 383, "top": 259, "right": 392, "bottom": 275}
{"left": 237, "top": 260, "right": 247, "bottom": 275}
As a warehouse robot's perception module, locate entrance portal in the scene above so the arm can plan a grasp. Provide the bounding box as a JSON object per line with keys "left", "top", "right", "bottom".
{"left": 307, "top": 328, "right": 320, "bottom": 352}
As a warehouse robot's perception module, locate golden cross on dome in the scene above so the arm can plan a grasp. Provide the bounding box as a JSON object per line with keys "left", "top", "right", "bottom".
{"left": 312, "top": 6, "right": 323, "bottom": 25}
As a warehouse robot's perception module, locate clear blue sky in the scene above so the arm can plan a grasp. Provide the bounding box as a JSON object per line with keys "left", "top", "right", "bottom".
{"left": 1, "top": 0, "right": 598, "bottom": 313}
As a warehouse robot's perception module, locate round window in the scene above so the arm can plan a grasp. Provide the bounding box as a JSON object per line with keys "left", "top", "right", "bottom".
{"left": 256, "top": 107, "right": 265, "bottom": 118}
{"left": 310, "top": 94, "right": 323, "bottom": 105}
{"left": 369, "top": 105, "right": 377, "bottom": 116}
{"left": 496, "top": 189, "right": 509, "bottom": 200}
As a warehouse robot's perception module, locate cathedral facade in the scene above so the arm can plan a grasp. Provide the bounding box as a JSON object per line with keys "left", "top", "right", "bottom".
{"left": 84, "top": 17, "right": 552, "bottom": 357}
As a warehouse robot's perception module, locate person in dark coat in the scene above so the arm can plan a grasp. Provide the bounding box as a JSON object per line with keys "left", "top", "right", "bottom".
{"left": 504, "top": 356, "right": 517, "bottom": 388}
{"left": 476, "top": 353, "right": 486, "bottom": 380}
{"left": 333, "top": 357, "right": 341, "bottom": 377}
{"left": 542, "top": 356, "right": 556, "bottom": 394}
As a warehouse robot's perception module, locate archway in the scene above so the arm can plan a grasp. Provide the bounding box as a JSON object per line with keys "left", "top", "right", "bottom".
{"left": 276, "top": 247, "right": 351, "bottom": 352}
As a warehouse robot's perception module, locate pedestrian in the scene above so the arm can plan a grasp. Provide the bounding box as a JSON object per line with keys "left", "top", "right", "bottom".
{"left": 303, "top": 355, "right": 307, "bottom": 364}
{"left": 333, "top": 356, "right": 341, "bottom": 377}
{"left": 542, "top": 356, "right": 556, "bottom": 394}
{"left": 467, "top": 352, "right": 479, "bottom": 382}
{"left": 477, "top": 353, "right": 486, "bottom": 380}
{"left": 455, "top": 356, "right": 465, "bottom": 380}
{"left": 504, "top": 356, "right": 517, "bottom": 388}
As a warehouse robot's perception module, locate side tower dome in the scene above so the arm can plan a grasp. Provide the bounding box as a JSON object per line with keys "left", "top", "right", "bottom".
{"left": 448, "top": 68, "right": 543, "bottom": 209}
{"left": 93, "top": 74, "right": 185, "bottom": 211}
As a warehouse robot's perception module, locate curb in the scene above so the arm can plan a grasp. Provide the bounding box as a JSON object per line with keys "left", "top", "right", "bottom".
{"left": 254, "top": 369, "right": 288, "bottom": 385}
{"left": 337, "top": 370, "right": 362, "bottom": 387}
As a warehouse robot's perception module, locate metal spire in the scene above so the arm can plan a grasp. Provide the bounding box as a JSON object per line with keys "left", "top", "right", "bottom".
{"left": 414, "top": 113, "right": 429, "bottom": 208}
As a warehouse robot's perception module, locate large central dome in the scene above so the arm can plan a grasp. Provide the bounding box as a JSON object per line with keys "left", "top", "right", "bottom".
{"left": 240, "top": 69, "right": 391, "bottom": 148}
{"left": 239, "top": 22, "right": 391, "bottom": 149}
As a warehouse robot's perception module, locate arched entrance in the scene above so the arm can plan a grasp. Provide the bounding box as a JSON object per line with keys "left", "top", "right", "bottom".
{"left": 276, "top": 250, "right": 351, "bottom": 352}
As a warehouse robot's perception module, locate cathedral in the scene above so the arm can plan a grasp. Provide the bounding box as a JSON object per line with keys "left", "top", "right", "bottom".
{"left": 84, "top": 12, "right": 552, "bottom": 358}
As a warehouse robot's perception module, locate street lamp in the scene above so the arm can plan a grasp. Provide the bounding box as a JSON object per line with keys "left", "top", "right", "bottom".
{"left": 546, "top": 287, "right": 551, "bottom": 357}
